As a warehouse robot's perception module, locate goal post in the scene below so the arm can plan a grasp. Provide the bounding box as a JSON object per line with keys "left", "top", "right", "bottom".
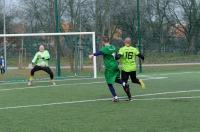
{"left": 92, "top": 32, "right": 97, "bottom": 78}
{"left": 0, "top": 32, "right": 97, "bottom": 80}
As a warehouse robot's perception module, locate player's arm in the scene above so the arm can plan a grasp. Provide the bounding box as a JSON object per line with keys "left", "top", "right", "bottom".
{"left": 115, "top": 54, "right": 122, "bottom": 60}
{"left": 115, "top": 48, "right": 123, "bottom": 60}
{"left": 32, "top": 52, "right": 38, "bottom": 64}
{"left": 137, "top": 53, "right": 144, "bottom": 61}
{"left": 93, "top": 51, "right": 104, "bottom": 56}
{"left": 135, "top": 48, "right": 144, "bottom": 61}
{"left": 89, "top": 51, "right": 104, "bottom": 59}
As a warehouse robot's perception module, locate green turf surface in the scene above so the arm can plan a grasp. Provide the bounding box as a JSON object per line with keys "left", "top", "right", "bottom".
{"left": 0, "top": 69, "right": 200, "bottom": 132}
{"left": 1, "top": 64, "right": 200, "bottom": 82}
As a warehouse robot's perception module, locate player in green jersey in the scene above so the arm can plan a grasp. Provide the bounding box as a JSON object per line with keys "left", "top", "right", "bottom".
{"left": 116, "top": 37, "right": 145, "bottom": 99}
{"left": 89, "top": 36, "right": 131, "bottom": 102}
{"left": 28, "top": 45, "right": 55, "bottom": 86}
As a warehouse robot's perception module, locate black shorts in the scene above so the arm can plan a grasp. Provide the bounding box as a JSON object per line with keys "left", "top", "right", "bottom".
{"left": 121, "top": 70, "right": 139, "bottom": 83}
{"left": 31, "top": 65, "right": 54, "bottom": 79}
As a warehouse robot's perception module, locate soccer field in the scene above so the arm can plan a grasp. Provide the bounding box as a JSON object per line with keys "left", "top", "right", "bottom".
{"left": 0, "top": 68, "right": 200, "bottom": 132}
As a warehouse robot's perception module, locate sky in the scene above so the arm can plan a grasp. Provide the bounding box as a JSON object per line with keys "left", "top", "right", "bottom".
{"left": 2, "top": 0, "right": 19, "bottom": 12}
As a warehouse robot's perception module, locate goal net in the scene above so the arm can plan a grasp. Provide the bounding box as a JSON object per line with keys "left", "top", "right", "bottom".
{"left": 0, "top": 32, "right": 97, "bottom": 82}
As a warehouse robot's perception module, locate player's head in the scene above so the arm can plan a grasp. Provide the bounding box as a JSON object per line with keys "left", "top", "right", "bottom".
{"left": 0, "top": 56, "right": 3, "bottom": 58}
{"left": 102, "top": 36, "right": 110, "bottom": 45}
{"left": 39, "top": 45, "right": 45, "bottom": 52}
{"left": 124, "top": 37, "right": 131, "bottom": 46}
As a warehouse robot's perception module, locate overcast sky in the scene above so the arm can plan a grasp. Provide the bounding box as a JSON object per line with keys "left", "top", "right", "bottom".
{"left": 2, "top": 0, "right": 19, "bottom": 13}
{"left": 4, "top": 0, "right": 18, "bottom": 6}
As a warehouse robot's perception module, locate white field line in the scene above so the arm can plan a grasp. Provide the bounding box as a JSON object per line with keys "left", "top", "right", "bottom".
{"left": 134, "top": 89, "right": 200, "bottom": 97}
{"left": 0, "top": 71, "right": 199, "bottom": 86}
{"left": 152, "top": 71, "right": 200, "bottom": 76}
{"left": 143, "top": 63, "right": 200, "bottom": 67}
{"left": 0, "top": 95, "right": 200, "bottom": 110}
{"left": 139, "top": 71, "right": 200, "bottom": 77}
{"left": 0, "top": 75, "right": 152, "bottom": 86}
{"left": 0, "top": 77, "right": 168, "bottom": 92}
{"left": 0, "top": 71, "right": 198, "bottom": 86}
{"left": 134, "top": 96, "right": 200, "bottom": 101}
{"left": 0, "top": 81, "right": 106, "bottom": 92}
{"left": 0, "top": 77, "right": 104, "bottom": 86}
{"left": 0, "top": 98, "right": 111, "bottom": 110}
{"left": 0, "top": 75, "right": 151, "bottom": 86}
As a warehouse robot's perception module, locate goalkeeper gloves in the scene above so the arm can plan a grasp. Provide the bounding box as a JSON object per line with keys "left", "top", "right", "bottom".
{"left": 137, "top": 54, "right": 144, "bottom": 61}
{"left": 42, "top": 57, "right": 50, "bottom": 60}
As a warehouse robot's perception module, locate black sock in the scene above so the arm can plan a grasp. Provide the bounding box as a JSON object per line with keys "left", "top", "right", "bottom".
{"left": 123, "top": 83, "right": 132, "bottom": 99}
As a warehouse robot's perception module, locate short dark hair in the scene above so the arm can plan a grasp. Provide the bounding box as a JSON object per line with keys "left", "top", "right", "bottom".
{"left": 102, "top": 36, "right": 109, "bottom": 43}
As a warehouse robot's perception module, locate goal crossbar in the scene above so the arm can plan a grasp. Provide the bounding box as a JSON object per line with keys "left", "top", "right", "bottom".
{"left": 0, "top": 32, "right": 95, "bottom": 37}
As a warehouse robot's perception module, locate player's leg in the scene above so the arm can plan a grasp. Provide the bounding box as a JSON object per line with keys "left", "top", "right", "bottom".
{"left": 104, "top": 69, "right": 119, "bottom": 102}
{"left": 0, "top": 66, "right": 4, "bottom": 74}
{"left": 120, "top": 70, "right": 129, "bottom": 84}
{"left": 130, "top": 71, "right": 145, "bottom": 89}
{"left": 28, "top": 65, "right": 41, "bottom": 86}
{"left": 0, "top": 66, "right": 2, "bottom": 74}
{"left": 41, "top": 67, "right": 56, "bottom": 85}
{"left": 107, "top": 84, "right": 119, "bottom": 102}
{"left": 2, "top": 67, "right": 5, "bottom": 74}
{"left": 113, "top": 69, "right": 131, "bottom": 98}
{"left": 120, "top": 70, "right": 132, "bottom": 100}
{"left": 115, "top": 78, "right": 132, "bottom": 101}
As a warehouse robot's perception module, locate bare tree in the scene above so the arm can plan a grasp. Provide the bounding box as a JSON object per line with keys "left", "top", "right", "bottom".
{"left": 166, "top": 0, "right": 200, "bottom": 54}
{"left": 146, "top": 0, "right": 170, "bottom": 53}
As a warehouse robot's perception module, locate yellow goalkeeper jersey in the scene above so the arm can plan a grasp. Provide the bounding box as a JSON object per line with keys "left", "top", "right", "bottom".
{"left": 32, "top": 50, "right": 50, "bottom": 67}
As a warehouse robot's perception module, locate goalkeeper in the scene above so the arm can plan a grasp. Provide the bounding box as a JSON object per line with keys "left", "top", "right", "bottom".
{"left": 89, "top": 36, "right": 131, "bottom": 102}
{"left": 116, "top": 37, "right": 145, "bottom": 99}
{"left": 28, "top": 45, "right": 55, "bottom": 86}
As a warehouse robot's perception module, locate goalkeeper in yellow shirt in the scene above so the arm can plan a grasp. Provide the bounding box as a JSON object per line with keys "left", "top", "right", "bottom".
{"left": 116, "top": 37, "right": 145, "bottom": 99}
{"left": 28, "top": 45, "right": 55, "bottom": 86}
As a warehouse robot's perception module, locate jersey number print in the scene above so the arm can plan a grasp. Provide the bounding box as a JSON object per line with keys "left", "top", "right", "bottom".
{"left": 125, "top": 52, "right": 134, "bottom": 59}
